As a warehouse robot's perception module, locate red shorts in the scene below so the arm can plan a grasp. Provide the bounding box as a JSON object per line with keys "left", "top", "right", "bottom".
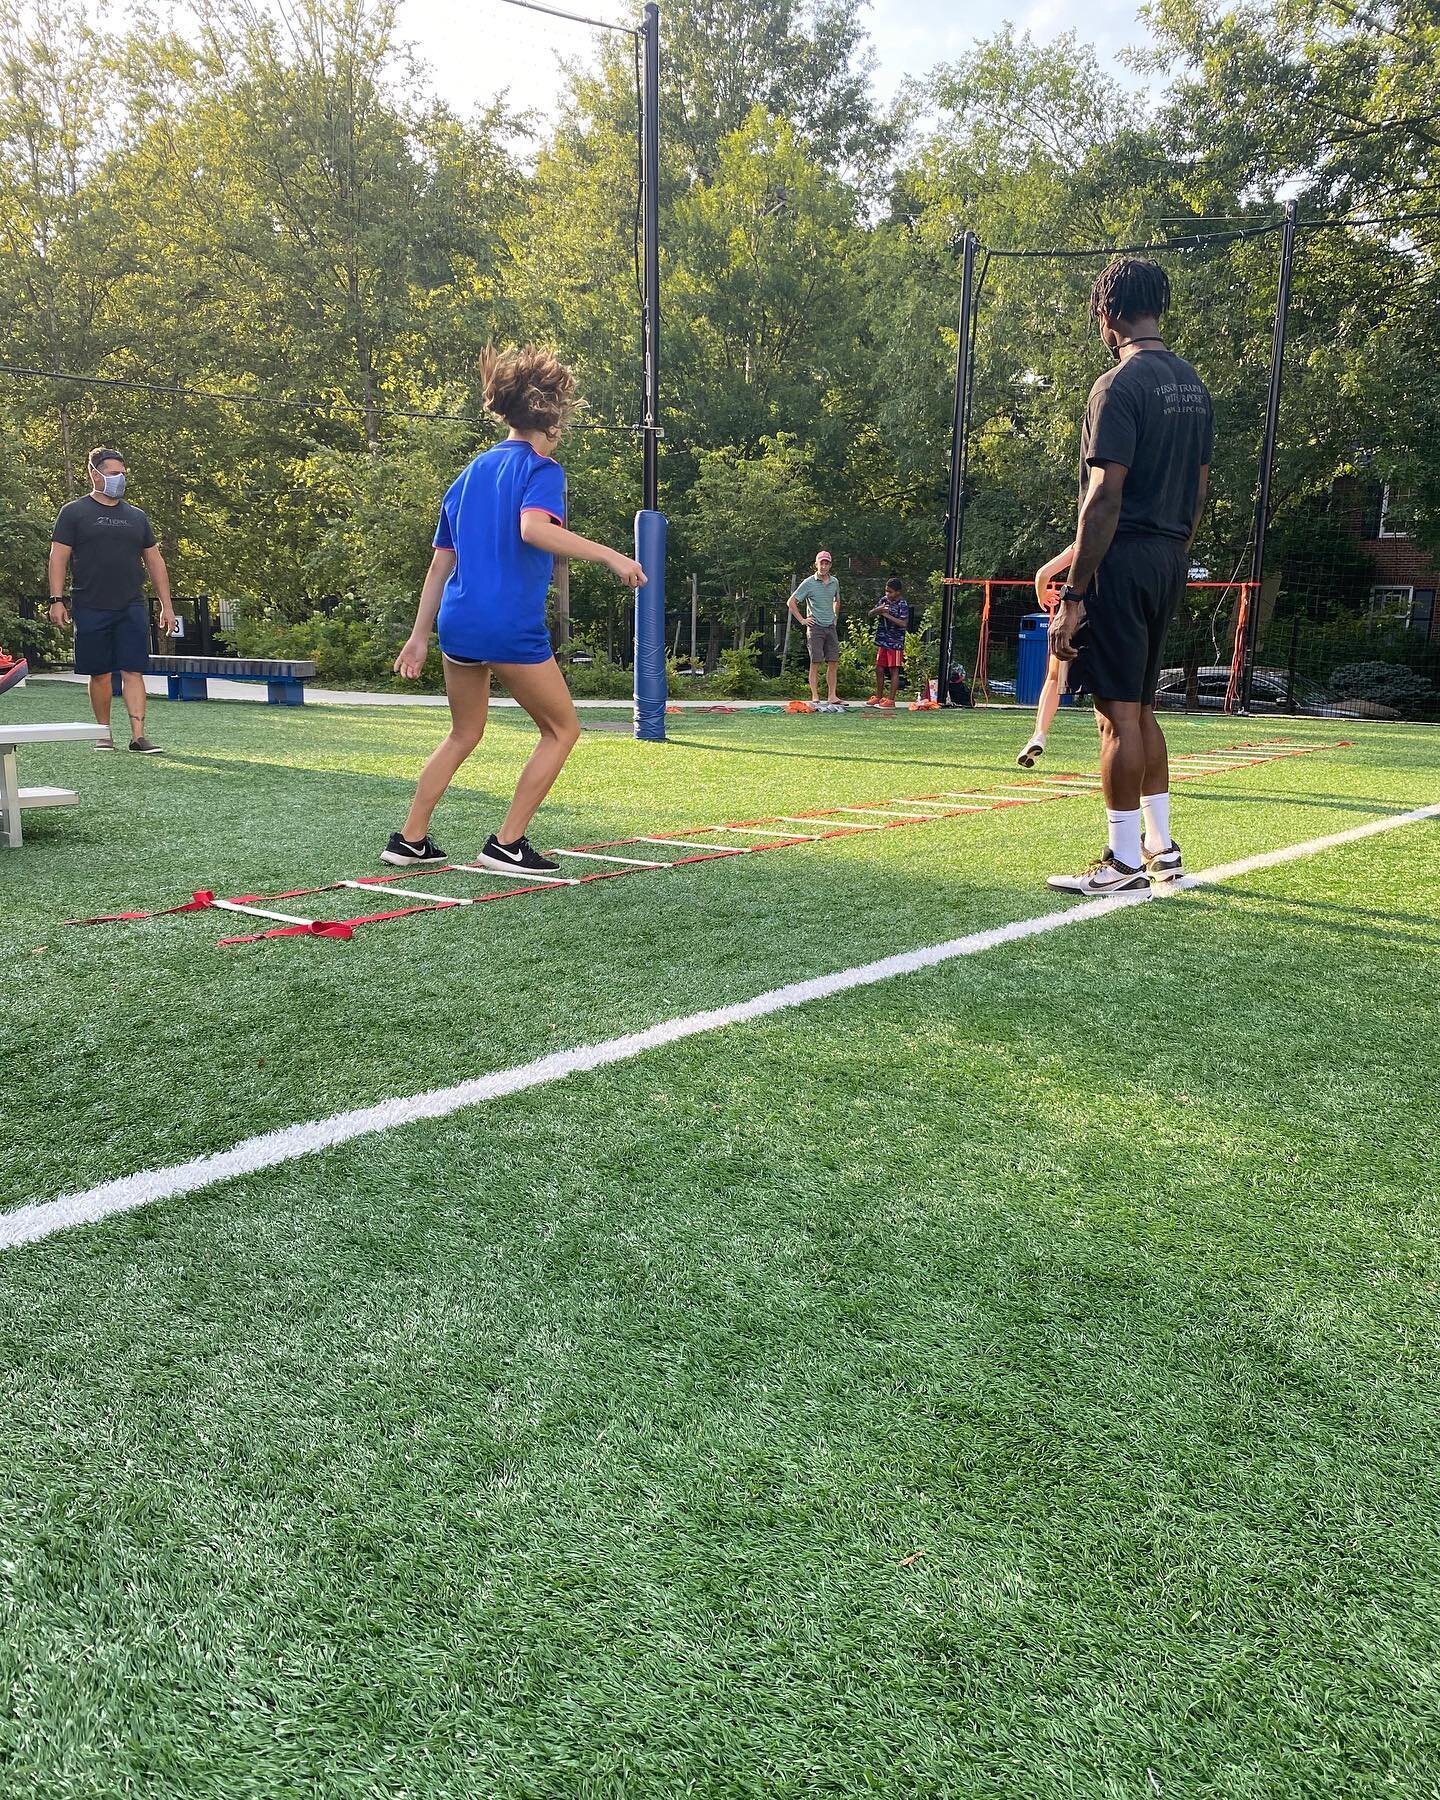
{"left": 876, "top": 646, "right": 904, "bottom": 670}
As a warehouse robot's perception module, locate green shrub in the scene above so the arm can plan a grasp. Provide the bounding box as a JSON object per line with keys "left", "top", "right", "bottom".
{"left": 835, "top": 623, "right": 877, "bottom": 698}
{"left": 1328, "top": 660, "right": 1437, "bottom": 712}
{"left": 229, "top": 607, "right": 439, "bottom": 688}
{"left": 0, "top": 603, "right": 66, "bottom": 669}
{"left": 714, "top": 634, "right": 764, "bottom": 697}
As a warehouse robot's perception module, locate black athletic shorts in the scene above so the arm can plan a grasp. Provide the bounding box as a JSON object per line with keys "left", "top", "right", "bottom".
{"left": 1070, "top": 535, "right": 1188, "bottom": 706}
{"left": 73, "top": 602, "right": 151, "bottom": 677}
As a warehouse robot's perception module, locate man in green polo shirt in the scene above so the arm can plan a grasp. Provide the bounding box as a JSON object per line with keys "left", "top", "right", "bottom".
{"left": 787, "top": 549, "right": 844, "bottom": 712}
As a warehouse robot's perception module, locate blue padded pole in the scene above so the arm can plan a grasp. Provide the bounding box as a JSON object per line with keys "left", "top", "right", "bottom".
{"left": 633, "top": 509, "right": 668, "bottom": 742}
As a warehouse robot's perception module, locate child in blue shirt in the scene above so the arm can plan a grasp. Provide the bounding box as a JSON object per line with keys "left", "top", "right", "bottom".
{"left": 387, "top": 345, "right": 646, "bottom": 874}
{"left": 865, "top": 578, "right": 910, "bottom": 708}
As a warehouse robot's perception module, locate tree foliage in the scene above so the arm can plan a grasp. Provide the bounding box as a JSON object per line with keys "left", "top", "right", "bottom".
{"left": 0, "top": 0, "right": 1435, "bottom": 668}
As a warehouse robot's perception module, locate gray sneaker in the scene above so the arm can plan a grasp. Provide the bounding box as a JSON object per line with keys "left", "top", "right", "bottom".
{"left": 128, "top": 736, "right": 162, "bottom": 754}
{"left": 95, "top": 734, "right": 115, "bottom": 750}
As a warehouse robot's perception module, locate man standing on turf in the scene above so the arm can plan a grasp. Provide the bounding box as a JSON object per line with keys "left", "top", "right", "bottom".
{"left": 1046, "top": 258, "right": 1213, "bottom": 895}
{"left": 48, "top": 447, "right": 175, "bottom": 753}
{"left": 787, "top": 549, "right": 844, "bottom": 712}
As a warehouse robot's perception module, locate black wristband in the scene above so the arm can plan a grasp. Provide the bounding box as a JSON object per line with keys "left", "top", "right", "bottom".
{"left": 1057, "top": 584, "right": 1083, "bottom": 602}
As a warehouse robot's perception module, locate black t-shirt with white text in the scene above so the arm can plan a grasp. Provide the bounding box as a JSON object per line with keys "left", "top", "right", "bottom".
{"left": 1079, "top": 350, "right": 1214, "bottom": 542}
{"left": 51, "top": 496, "right": 157, "bottom": 610}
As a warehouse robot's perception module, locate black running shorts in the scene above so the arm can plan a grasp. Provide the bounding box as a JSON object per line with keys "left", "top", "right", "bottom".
{"left": 1071, "top": 535, "right": 1188, "bottom": 706}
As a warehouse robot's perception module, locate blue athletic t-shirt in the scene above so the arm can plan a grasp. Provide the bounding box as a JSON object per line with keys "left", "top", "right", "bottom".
{"left": 434, "top": 439, "right": 567, "bottom": 664}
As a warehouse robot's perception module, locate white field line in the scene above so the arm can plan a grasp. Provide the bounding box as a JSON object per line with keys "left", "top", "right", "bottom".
{"left": 6, "top": 802, "right": 1436, "bottom": 1253}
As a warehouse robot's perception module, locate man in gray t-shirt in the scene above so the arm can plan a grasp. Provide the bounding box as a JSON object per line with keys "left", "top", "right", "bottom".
{"left": 1046, "top": 258, "right": 1214, "bottom": 897}
{"left": 787, "top": 550, "right": 844, "bottom": 711}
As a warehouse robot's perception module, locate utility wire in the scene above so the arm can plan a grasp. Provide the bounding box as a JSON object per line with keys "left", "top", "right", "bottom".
{"left": 495, "top": 0, "right": 637, "bottom": 35}
{"left": 0, "top": 362, "right": 660, "bottom": 433}
{"left": 983, "top": 222, "right": 1286, "bottom": 259}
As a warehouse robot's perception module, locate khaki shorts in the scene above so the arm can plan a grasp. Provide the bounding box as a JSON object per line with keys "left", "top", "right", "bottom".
{"left": 806, "top": 622, "right": 840, "bottom": 663}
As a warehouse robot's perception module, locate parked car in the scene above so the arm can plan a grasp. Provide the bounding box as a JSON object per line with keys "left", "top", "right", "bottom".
{"left": 1150, "top": 664, "right": 1372, "bottom": 716}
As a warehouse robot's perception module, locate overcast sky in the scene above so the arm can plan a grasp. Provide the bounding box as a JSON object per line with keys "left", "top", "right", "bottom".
{"left": 396, "top": 0, "right": 1156, "bottom": 122}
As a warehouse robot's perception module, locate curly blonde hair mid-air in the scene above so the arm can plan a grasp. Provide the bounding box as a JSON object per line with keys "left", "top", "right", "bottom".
{"left": 479, "top": 345, "right": 581, "bottom": 436}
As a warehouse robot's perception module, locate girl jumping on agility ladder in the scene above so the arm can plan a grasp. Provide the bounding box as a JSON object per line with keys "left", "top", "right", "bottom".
{"left": 1017, "top": 544, "right": 1074, "bottom": 769}
{"left": 387, "top": 346, "right": 646, "bottom": 874}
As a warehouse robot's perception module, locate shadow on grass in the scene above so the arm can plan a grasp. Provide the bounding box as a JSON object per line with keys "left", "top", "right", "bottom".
{"left": 1218, "top": 887, "right": 1440, "bottom": 942}
{"left": 1180, "top": 788, "right": 1420, "bottom": 817}
{"left": 672, "top": 734, "right": 990, "bottom": 773}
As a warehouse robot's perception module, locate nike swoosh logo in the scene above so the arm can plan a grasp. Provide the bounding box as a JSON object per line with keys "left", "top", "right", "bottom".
{"left": 495, "top": 844, "right": 524, "bottom": 862}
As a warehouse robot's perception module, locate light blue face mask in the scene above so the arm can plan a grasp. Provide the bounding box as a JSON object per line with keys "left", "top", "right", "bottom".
{"left": 101, "top": 471, "right": 126, "bottom": 498}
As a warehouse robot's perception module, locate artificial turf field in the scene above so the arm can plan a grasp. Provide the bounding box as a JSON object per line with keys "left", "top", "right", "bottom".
{"left": 3, "top": 685, "right": 1439, "bottom": 1799}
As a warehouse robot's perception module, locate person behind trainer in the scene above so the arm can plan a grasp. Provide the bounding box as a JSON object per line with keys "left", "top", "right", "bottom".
{"left": 48, "top": 448, "right": 175, "bottom": 753}
{"left": 1046, "top": 258, "right": 1213, "bottom": 895}
{"left": 787, "top": 549, "right": 844, "bottom": 712}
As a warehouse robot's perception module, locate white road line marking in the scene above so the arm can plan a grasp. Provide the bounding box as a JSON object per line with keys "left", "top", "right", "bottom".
{"left": 7, "top": 802, "right": 1435, "bottom": 1251}
{"left": 339, "top": 882, "right": 468, "bottom": 904}
{"left": 550, "top": 850, "right": 669, "bottom": 868}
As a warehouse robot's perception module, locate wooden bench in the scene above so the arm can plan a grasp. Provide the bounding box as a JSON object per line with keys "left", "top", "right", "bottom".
{"left": 146, "top": 655, "right": 318, "bottom": 706}
{"left": 0, "top": 721, "right": 110, "bottom": 848}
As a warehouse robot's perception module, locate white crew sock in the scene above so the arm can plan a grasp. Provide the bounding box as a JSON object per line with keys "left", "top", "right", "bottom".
{"left": 1106, "top": 806, "right": 1143, "bottom": 870}
{"left": 1141, "top": 791, "right": 1171, "bottom": 854}
{"left": 1028, "top": 727, "right": 1047, "bottom": 749}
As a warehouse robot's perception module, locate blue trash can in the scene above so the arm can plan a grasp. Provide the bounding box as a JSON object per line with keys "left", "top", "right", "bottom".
{"left": 1016, "top": 612, "right": 1051, "bottom": 707}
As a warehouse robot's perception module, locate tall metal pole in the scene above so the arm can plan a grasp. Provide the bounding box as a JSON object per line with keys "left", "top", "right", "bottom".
{"left": 632, "top": 0, "right": 666, "bottom": 739}
{"left": 939, "top": 230, "right": 978, "bottom": 707}
{"left": 640, "top": 1, "right": 661, "bottom": 513}
{"left": 1242, "top": 199, "right": 1297, "bottom": 712}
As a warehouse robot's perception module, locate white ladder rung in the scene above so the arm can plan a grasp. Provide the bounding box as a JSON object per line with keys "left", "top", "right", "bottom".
{"left": 212, "top": 899, "right": 318, "bottom": 926}
{"left": 450, "top": 863, "right": 577, "bottom": 884}
{"left": 340, "top": 881, "right": 468, "bottom": 903}
{"left": 715, "top": 825, "right": 817, "bottom": 839}
{"left": 636, "top": 836, "right": 748, "bottom": 853}
{"left": 830, "top": 806, "right": 934, "bottom": 819}
{"left": 777, "top": 816, "right": 877, "bottom": 831}
{"left": 550, "top": 849, "right": 669, "bottom": 867}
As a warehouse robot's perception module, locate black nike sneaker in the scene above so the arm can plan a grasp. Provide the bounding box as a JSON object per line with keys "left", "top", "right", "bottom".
{"left": 1142, "top": 838, "right": 1184, "bottom": 883}
{"left": 477, "top": 832, "right": 560, "bottom": 875}
{"left": 381, "top": 831, "right": 447, "bottom": 866}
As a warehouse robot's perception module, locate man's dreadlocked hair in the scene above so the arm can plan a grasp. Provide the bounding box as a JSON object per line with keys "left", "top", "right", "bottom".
{"left": 1089, "top": 257, "right": 1171, "bottom": 325}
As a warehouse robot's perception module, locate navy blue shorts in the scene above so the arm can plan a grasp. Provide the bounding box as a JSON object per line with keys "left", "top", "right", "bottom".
{"left": 73, "top": 602, "right": 152, "bottom": 676}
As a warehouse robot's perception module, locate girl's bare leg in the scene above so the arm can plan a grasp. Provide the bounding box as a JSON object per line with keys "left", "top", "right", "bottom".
{"left": 401, "top": 659, "right": 491, "bottom": 840}
{"left": 1030, "top": 656, "right": 1066, "bottom": 743}
{"left": 490, "top": 657, "right": 582, "bottom": 842}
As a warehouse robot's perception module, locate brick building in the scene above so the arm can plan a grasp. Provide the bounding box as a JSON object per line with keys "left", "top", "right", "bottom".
{"left": 1335, "top": 480, "right": 1439, "bottom": 642}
